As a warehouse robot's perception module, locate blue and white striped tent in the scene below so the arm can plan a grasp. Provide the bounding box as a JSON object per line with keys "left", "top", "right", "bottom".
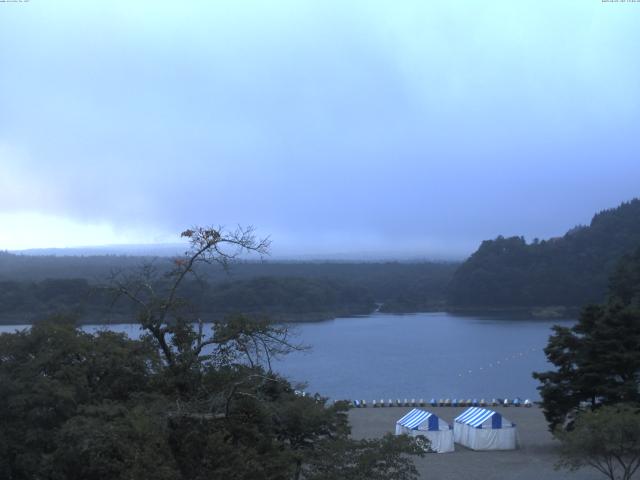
{"left": 455, "top": 407, "right": 504, "bottom": 428}
{"left": 453, "top": 407, "right": 517, "bottom": 450}
{"left": 395, "top": 409, "right": 454, "bottom": 453}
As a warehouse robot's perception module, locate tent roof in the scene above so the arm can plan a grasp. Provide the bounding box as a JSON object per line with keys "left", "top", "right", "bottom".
{"left": 455, "top": 407, "right": 499, "bottom": 428}
{"left": 397, "top": 408, "right": 436, "bottom": 429}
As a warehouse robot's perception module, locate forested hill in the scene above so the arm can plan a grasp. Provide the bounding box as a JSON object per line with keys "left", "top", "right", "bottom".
{"left": 0, "top": 256, "right": 457, "bottom": 324}
{"left": 448, "top": 199, "right": 640, "bottom": 309}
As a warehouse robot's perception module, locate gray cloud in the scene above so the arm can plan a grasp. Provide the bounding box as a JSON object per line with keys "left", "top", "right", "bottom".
{"left": 1, "top": 2, "right": 638, "bottom": 257}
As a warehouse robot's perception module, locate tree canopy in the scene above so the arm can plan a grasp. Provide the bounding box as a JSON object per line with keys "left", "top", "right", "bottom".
{"left": 556, "top": 404, "right": 640, "bottom": 480}
{"left": 0, "top": 255, "right": 456, "bottom": 324}
{"left": 0, "top": 226, "right": 425, "bottom": 480}
{"left": 533, "top": 247, "right": 640, "bottom": 431}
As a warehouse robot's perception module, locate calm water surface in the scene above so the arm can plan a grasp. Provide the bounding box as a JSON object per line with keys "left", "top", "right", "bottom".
{"left": 0, "top": 312, "right": 572, "bottom": 400}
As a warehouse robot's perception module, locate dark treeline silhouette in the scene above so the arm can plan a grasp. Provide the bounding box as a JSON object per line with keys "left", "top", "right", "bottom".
{"left": 533, "top": 246, "right": 640, "bottom": 431}
{"left": 448, "top": 199, "right": 640, "bottom": 310}
{"left": 532, "top": 248, "right": 640, "bottom": 480}
{"left": 3, "top": 199, "right": 639, "bottom": 323}
{"left": 0, "top": 255, "right": 457, "bottom": 324}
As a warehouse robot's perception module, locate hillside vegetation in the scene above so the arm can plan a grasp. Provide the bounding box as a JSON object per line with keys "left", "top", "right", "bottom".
{"left": 0, "top": 256, "right": 456, "bottom": 324}
{"left": 3, "top": 199, "right": 639, "bottom": 322}
{"left": 448, "top": 199, "right": 640, "bottom": 309}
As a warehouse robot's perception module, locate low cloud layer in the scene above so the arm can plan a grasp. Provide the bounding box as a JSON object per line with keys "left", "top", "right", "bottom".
{"left": 1, "top": 1, "right": 639, "bottom": 257}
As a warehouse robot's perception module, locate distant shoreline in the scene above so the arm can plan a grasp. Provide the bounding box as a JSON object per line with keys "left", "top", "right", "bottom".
{"left": 444, "top": 305, "right": 581, "bottom": 320}
{"left": 0, "top": 306, "right": 580, "bottom": 327}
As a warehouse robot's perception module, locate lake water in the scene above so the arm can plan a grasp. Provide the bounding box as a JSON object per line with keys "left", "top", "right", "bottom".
{"left": 0, "top": 312, "right": 572, "bottom": 401}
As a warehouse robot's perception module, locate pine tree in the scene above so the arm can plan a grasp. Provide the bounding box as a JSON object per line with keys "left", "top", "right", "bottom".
{"left": 533, "top": 247, "right": 640, "bottom": 430}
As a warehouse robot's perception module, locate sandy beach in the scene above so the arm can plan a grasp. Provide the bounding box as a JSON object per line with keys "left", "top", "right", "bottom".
{"left": 349, "top": 406, "right": 601, "bottom": 480}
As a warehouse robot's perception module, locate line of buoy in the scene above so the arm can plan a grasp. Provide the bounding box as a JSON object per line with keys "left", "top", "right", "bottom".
{"left": 455, "top": 347, "right": 540, "bottom": 378}
{"left": 295, "top": 390, "right": 534, "bottom": 409}
{"left": 346, "top": 398, "right": 533, "bottom": 408}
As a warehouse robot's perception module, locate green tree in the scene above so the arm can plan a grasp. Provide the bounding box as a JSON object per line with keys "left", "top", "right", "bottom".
{"left": 0, "top": 226, "right": 425, "bottom": 479}
{"left": 533, "top": 247, "right": 640, "bottom": 430}
{"left": 0, "top": 317, "right": 166, "bottom": 479}
{"left": 556, "top": 404, "right": 640, "bottom": 480}
{"left": 303, "top": 434, "right": 425, "bottom": 480}
{"left": 449, "top": 199, "right": 640, "bottom": 309}
{"left": 109, "top": 226, "right": 273, "bottom": 373}
{"left": 50, "top": 402, "right": 180, "bottom": 480}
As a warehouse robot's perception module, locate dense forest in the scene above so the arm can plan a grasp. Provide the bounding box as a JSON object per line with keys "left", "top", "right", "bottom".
{"left": 0, "top": 254, "right": 457, "bottom": 324}
{"left": 2, "top": 199, "right": 639, "bottom": 323}
{"left": 448, "top": 199, "right": 640, "bottom": 311}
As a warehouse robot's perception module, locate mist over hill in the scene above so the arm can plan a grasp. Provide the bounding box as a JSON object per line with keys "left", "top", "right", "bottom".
{"left": 10, "top": 244, "right": 188, "bottom": 258}
{"left": 11, "top": 244, "right": 461, "bottom": 263}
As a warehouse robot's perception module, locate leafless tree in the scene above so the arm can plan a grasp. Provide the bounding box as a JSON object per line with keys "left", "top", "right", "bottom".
{"left": 109, "top": 225, "right": 300, "bottom": 371}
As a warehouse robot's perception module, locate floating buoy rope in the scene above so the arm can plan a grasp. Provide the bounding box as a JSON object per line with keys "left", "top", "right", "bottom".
{"left": 453, "top": 346, "right": 539, "bottom": 379}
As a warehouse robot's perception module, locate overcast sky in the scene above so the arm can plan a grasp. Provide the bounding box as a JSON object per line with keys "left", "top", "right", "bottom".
{"left": 1, "top": 1, "right": 639, "bottom": 258}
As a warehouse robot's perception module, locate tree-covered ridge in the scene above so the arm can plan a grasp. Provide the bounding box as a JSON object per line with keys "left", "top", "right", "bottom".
{"left": 0, "top": 258, "right": 457, "bottom": 324}
{"left": 202, "top": 276, "right": 375, "bottom": 318}
{"left": 448, "top": 199, "right": 640, "bottom": 308}
{"left": 0, "top": 276, "right": 376, "bottom": 324}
